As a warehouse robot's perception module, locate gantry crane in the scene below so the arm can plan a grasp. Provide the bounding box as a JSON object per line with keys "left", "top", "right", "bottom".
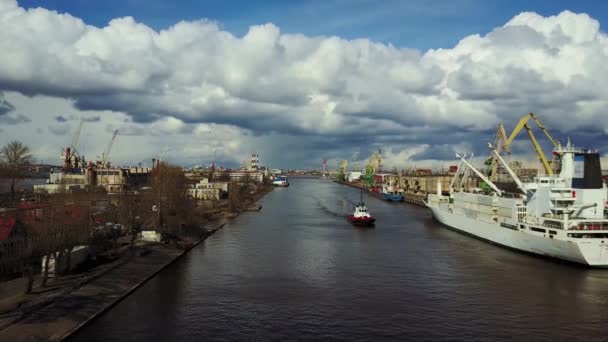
{"left": 63, "top": 119, "right": 85, "bottom": 171}
{"left": 486, "top": 113, "right": 558, "bottom": 180}
{"left": 101, "top": 129, "right": 119, "bottom": 167}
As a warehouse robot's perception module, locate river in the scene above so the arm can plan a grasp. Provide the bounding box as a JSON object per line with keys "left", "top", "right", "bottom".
{"left": 71, "top": 178, "right": 608, "bottom": 341}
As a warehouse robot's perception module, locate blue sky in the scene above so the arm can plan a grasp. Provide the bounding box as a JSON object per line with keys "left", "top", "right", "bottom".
{"left": 2, "top": 0, "right": 608, "bottom": 168}
{"left": 18, "top": 0, "right": 608, "bottom": 51}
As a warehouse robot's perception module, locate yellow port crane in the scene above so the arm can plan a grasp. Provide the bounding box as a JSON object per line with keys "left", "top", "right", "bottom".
{"left": 362, "top": 150, "right": 382, "bottom": 187}
{"left": 337, "top": 160, "right": 348, "bottom": 181}
{"left": 487, "top": 113, "right": 558, "bottom": 180}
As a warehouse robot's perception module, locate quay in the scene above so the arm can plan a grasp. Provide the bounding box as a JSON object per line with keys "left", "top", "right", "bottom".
{"left": 334, "top": 175, "right": 471, "bottom": 208}
{"left": 0, "top": 220, "right": 227, "bottom": 342}
{"left": 0, "top": 184, "right": 273, "bottom": 342}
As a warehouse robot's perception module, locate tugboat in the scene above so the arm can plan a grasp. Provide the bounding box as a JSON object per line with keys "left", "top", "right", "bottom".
{"left": 347, "top": 191, "right": 376, "bottom": 227}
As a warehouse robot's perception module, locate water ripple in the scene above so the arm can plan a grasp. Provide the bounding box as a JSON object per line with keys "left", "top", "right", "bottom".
{"left": 72, "top": 178, "right": 608, "bottom": 342}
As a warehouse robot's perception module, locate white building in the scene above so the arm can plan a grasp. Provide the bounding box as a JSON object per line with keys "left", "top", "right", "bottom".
{"left": 213, "top": 171, "right": 264, "bottom": 183}
{"left": 34, "top": 167, "right": 151, "bottom": 194}
{"left": 347, "top": 171, "right": 363, "bottom": 182}
{"left": 187, "top": 179, "right": 229, "bottom": 200}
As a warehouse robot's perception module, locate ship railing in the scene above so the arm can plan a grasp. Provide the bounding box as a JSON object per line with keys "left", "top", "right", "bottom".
{"left": 567, "top": 232, "right": 608, "bottom": 238}
{"left": 516, "top": 205, "right": 527, "bottom": 222}
{"left": 568, "top": 222, "right": 608, "bottom": 231}
{"left": 543, "top": 222, "right": 562, "bottom": 230}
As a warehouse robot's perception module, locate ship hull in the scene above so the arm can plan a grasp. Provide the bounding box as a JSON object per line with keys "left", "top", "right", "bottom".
{"left": 429, "top": 207, "right": 608, "bottom": 267}
{"left": 382, "top": 193, "right": 403, "bottom": 202}
{"left": 347, "top": 215, "right": 376, "bottom": 227}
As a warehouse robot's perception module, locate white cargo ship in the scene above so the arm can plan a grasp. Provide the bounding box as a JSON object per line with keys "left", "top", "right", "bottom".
{"left": 427, "top": 140, "right": 608, "bottom": 267}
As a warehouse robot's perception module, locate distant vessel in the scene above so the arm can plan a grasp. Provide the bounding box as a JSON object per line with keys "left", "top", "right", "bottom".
{"left": 272, "top": 176, "right": 289, "bottom": 187}
{"left": 348, "top": 191, "right": 376, "bottom": 226}
{"left": 382, "top": 183, "right": 403, "bottom": 202}
{"left": 427, "top": 140, "right": 608, "bottom": 267}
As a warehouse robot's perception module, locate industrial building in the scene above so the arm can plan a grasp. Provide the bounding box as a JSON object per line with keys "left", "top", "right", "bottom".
{"left": 187, "top": 179, "right": 229, "bottom": 200}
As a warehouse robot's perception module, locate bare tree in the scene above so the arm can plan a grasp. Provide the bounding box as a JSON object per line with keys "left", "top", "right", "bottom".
{"left": 0, "top": 141, "right": 33, "bottom": 201}
{"left": 228, "top": 180, "right": 241, "bottom": 212}
{"left": 116, "top": 192, "right": 147, "bottom": 254}
{"left": 151, "top": 162, "right": 187, "bottom": 236}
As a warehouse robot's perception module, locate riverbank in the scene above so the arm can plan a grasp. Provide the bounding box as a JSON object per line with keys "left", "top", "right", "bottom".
{"left": 333, "top": 180, "right": 426, "bottom": 206}
{"left": 0, "top": 186, "right": 273, "bottom": 341}
{"left": 0, "top": 221, "right": 224, "bottom": 342}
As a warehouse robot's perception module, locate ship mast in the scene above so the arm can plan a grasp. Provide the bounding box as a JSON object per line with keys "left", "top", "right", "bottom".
{"left": 449, "top": 153, "right": 466, "bottom": 193}
{"left": 489, "top": 144, "right": 527, "bottom": 195}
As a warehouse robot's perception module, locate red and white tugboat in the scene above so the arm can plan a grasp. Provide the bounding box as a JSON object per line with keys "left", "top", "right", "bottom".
{"left": 347, "top": 191, "right": 376, "bottom": 227}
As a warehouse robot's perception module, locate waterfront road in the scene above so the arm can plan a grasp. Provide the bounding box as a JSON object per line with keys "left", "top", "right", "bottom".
{"left": 70, "top": 178, "right": 608, "bottom": 341}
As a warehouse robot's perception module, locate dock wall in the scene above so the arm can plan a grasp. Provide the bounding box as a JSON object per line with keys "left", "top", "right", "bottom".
{"left": 336, "top": 174, "right": 480, "bottom": 207}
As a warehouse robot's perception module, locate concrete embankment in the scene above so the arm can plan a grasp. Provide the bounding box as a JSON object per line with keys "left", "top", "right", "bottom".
{"left": 0, "top": 220, "right": 227, "bottom": 342}
{"left": 333, "top": 180, "right": 427, "bottom": 207}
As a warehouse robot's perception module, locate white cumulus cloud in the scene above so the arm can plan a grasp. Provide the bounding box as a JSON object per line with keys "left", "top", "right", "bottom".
{"left": 0, "top": 0, "right": 607, "bottom": 168}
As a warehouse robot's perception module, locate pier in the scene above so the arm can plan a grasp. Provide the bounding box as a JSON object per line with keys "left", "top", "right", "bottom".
{"left": 334, "top": 173, "right": 480, "bottom": 207}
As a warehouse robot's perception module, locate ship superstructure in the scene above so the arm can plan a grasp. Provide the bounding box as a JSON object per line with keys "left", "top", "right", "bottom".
{"left": 427, "top": 139, "right": 608, "bottom": 266}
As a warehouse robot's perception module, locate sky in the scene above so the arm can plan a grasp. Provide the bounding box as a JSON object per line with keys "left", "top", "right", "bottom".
{"left": 1, "top": 0, "right": 608, "bottom": 170}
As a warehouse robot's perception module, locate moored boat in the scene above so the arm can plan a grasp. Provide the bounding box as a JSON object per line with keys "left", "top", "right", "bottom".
{"left": 272, "top": 176, "right": 289, "bottom": 187}
{"left": 382, "top": 183, "right": 404, "bottom": 202}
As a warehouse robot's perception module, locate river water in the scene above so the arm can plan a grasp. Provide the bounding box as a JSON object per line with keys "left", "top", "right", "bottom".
{"left": 71, "top": 178, "right": 608, "bottom": 341}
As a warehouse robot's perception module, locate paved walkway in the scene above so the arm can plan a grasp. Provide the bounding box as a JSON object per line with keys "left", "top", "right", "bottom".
{"left": 0, "top": 244, "right": 183, "bottom": 341}
{"left": 0, "top": 220, "right": 227, "bottom": 341}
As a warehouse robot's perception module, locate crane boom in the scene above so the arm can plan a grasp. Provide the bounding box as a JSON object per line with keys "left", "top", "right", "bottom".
{"left": 489, "top": 123, "right": 509, "bottom": 180}
{"left": 532, "top": 115, "right": 558, "bottom": 148}
{"left": 524, "top": 123, "right": 554, "bottom": 175}
{"left": 71, "top": 120, "right": 84, "bottom": 151}
{"left": 504, "top": 113, "right": 533, "bottom": 153}
{"left": 102, "top": 129, "right": 119, "bottom": 166}
{"left": 499, "top": 112, "right": 556, "bottom": 176}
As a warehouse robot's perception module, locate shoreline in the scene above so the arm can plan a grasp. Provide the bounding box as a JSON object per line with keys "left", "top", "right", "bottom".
{"left": 333, "top": 180, "right": 427, "bottom": 207}
{"left": 0, "top": 187, "right": 273, "bottom": 342}
{"left": 61, "top": 219, "right": 228, "bottom": 341}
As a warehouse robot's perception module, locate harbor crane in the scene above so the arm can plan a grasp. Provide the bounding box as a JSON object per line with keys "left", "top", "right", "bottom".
{"left": 337, "top": 160, "right": 348, "bottom": 181}
{"left": 71, "top": 119, "right": 84, "bottom": 155}
{"left": 62, "top": 119, "right": 85, "bottom": 171}
{"left": 101, "top": 129, "right": 119, "bottom": 167}
{"left": 362, "top": 150, "right": 382, "bottom": 187}
{"left": 486, "top": 113, "right": 558, "bottom": 181}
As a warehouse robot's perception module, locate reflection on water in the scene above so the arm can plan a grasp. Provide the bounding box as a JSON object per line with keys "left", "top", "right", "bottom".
{"left": 72, "top": 178, "right": 608, "bottom": 341}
